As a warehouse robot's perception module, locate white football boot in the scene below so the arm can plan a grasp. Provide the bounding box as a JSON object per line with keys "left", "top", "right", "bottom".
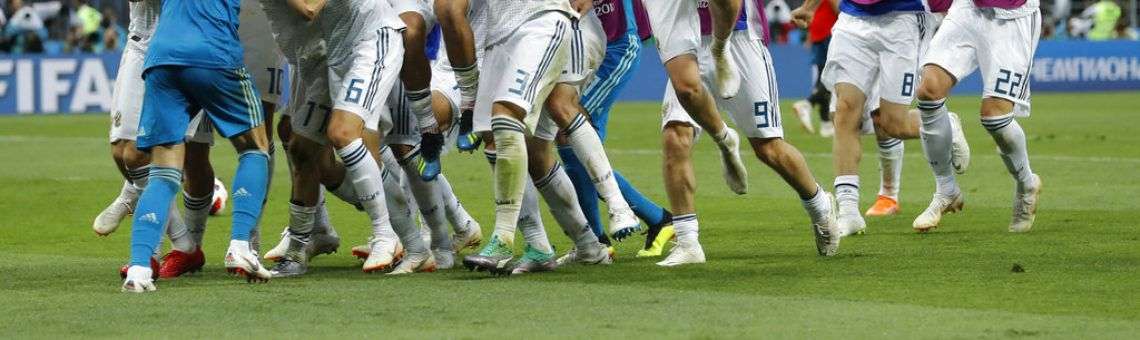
{"left": 556, "top": 244, "right": 613, "bottom": 266}
{"left": 1009, "top": 174, "right": 1041, "bottom": 233}
{"left": 388, "top": 251, "right": 437, "bottom": 275}
{"left": 948, "top": 112, "right": 971, "bottom": 174}
{"left": 792, "top": 100, "right": 816, "bottom": 134}
{"left": 263, "top": 227, "right": 341, "bottom": 262}
{"left": 836, "top": 197, "right": 866, "bottom": 237}
{"left": 656, "top": 240, "right": 706, "bottom": 267}
{"left": 711, "top": 38, "right": 741, "bottom": 99}
{"left": 717, "top": 128, "right": 748, "bottom": 195}
{"left": 812, "top": 192, "right": 841, "bottom": 256}
{"left": 608, "top": 207, "right": 641, "bottom": 241}
{"left": 451, "top": 223, "right": 483, "bottom": 253}
{"left": 912, "top": 191, "right": 965, "bottom": 233}
{"left": 224, "top": 240, "right": 272, "bottom": 282}
{"left": 120, "top": 265, "right": 156, "bottom": 293}
{"left": 363, "top": 237, "right": 403, "bottom": 273}
{"left": 93, "top": 182, "right": 137, "bottom": 236}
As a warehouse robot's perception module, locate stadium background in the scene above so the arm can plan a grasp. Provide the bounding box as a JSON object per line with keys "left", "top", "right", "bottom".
{"left": 1, "top": 0, "right": 1139, "bottom": 115}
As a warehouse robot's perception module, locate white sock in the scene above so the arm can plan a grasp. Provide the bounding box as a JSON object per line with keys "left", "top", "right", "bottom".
{"left": 533, "top": 162, "right": 597, "bottom": 250}
{"left": 406, "top": 88, "right": 436, "bottom": 131}
{"left": 564, "top": 113, "right": 631, "bottom": 214}
{"left": 917, "top": 99, "right": 959, "bottom": 194}
{"left": 490, "top": 117, "right": 528, "bottom": 246}
{"left": 673, "top": 214, "right": 699, "bottom": 243}
{"left": 519, "top": 180, "right": 553, "bottom": 254}
{"left": 380, "top": 164, "right": 428, "bottom": 254}
{"left": 328, "top": 178, "right": 361, "bottom": 206}
{"left": 981, "top": 113, "right": 1034, "bottom": 186}
{"left": 118, "top": 180, "right": 141, "bottom": 205}
{"left": 801, "top": 185, "right": 832, "bottom": 224}
{"left": 335, "top": 139, "right": 396, "bottom": 241}
{"left": 126, "top": 165, "right": 150, "bottom": 191}
{"left": 166, "top": 199, "right": 196, "bottom": 253}
{"left": 833, "top": 175, "right": 860, "bottom": 210}
{"left": 436, "top": 174, "right": 475, "bottom": 235}
{"left": 454, "top": 64, "right": 479, "bottom": 107}
{"left": 712, "top": 122, "right": 730, "bottom": 146}
{"left": 313, "top": 189, "right": 333, "bottom": 235}
{"left": 398, "top": 148, "right": 453, "bottom": 251}
{"left": 877, "top": 138, "right": 904, "bottom": 200}
{"left": 183, "top": 192, "right": 212, "bottom": 246}
{"left": 288, "top": 202, "right": 317, "bottom": 237}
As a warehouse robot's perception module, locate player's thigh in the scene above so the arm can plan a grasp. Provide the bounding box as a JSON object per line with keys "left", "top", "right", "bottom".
{"left": 721, "top": 42, "right": 784, "bottom": 140}
{"left": 660, "top": 80, "right": 704, "bottom": 141}
{"left": 821, "top": 13, "right": 879, "bottom": 96}
{"left": 110, "top": 45, "right": 147, "bottom": 143}
{"left": 486, "top": 13, "right": 572, "bottom": 131}
{"left": 328, "top": 28, "right": 405, "bottom": 135}
{"left": 643, "top": 0, "right": 700, "bottom": 64}
{"left": 921, "top": 10, "right": 980, "bottom": 90}
{"left": 977, "top": 11, "right": 1041, "bottom": 116}
{"left": 876, "top": 13, "right": 928, "bottom": 105}
{"left": 181, "top": 67, "right": 265, "bottom": 141}
{"left": 136, "top": 67, "right": 196, "bottom": 150}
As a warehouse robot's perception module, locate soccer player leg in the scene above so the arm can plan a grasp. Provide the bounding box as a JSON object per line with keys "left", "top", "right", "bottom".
{"left": 99, "top": 43, "right": 151, "bottom": 236}
{"left": 396, "top": 2, "right": 446, "bottom": 166}
{"left": 374, "top": 145, "right": 436, "bottom": 275}
{"left": 326, "top": 28, "right": 406, "bottom": 269}
{"left": 528, "top": 137, "right": 610, "bottom": 268}
{"left": 180, "top": 66, "right": 273, "bottom": 282}
{"left": 384, "top": 104, "right": 453, "bottom": 269}
{"left": 647, "top": 0, "right": 746, "bottom": 193}
{"left": 821, "top": 13, "right": 881, "bottom": 236}
{"left": 478, "top": 12, "right": 571, "bottom": 251}
{"left": 656, "top": 84, "right": 705, "bottom": 267}
{"left": 724, "top": 40, "right": 839, "bottom": 254}
{"left": 975, "top": 11, "right": 1042, "bottom": 233}
{"left": 124, "top": 66, "right": 195, "bottom": 292}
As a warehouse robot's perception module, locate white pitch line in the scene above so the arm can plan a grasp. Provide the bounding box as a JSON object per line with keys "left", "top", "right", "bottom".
{"left": 606, "top": 148, "right": 1140, "bottom": 164}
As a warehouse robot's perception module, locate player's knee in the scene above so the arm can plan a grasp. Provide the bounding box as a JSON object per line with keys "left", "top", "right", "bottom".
{"left": 325, "top": 125, "right": 357, "bottom": 148}
{"left": 400, "top": 13, "right": 426, "bottom": 41}
{"left": 979, "top": 98, "right": 1015, "bottom": 117}
{"left": 121, "top": 145, "right": 150, "bottom": 169}
{"left": 917, "top": 67, "right": 952, "bottom": 101}
{"left": 750, "top": 138, "right": 783, "bottom": 164}
{"left": 672, "top": 81, "right": 707, "bottom": 106}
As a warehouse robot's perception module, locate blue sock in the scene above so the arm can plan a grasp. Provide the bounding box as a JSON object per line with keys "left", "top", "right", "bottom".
{"left": 129, "top": 167, "right": 182, "bottom": 267}
{"left": 557, "top": 146, "right": 608, "bottom": 244}
{"left": 614, "top": 171, "right": 668, "bottom": 227}
{"left": 230, "top": 150, "right": 269, "bottom": 241}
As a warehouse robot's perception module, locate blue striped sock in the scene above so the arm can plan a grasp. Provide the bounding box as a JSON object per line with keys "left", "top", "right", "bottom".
{"left": 130, "top": 167, "right": 181, "bottom": 267}
{"left": 230, "top": 150, "right": 269, "bottom": 241}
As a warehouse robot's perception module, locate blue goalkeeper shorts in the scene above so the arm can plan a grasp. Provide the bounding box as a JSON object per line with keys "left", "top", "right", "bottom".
{"left": 579, "top": 32, "right": 642, "bottom": 141}
{"left": 136, "top": 65, "right": 263, "bottom": 150}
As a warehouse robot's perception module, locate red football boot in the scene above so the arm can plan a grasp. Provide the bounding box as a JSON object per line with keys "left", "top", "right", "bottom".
{"left": 159, "top": 247, "right": 206, "bottom": 278}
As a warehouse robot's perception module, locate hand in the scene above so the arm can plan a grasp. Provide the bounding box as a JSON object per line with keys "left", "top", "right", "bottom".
{"left": 791, "top": 6, "right": 814, "bottom": 29}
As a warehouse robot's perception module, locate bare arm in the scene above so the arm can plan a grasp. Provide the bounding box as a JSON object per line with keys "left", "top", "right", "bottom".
{"left": 571, "top": 0, "right": 593, "bottom": 14}
{"left": 287, "top": 0, "right": 327, "bottom": 22}
{"left": 435, "top": 0, "right": 477, "bottom": 68}
{"left": 791, "top": 0, "right": 823, "bottom": 29}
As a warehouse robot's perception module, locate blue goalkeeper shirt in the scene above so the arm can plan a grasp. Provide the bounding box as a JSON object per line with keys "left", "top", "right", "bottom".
{"left": 144, "top": 0, "right": 245, "bottom": 72}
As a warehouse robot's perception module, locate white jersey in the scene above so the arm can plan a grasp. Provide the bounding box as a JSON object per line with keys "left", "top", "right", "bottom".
{"left": 469, "top": 0, "right": 490, "bottom": 61}
{"left": 318, "top": 0, "right": 406, "bottom": 67}
{"left": 484, "top": 0, "right": 577, "bottom": 46}
{"left": 127, "top": 0, "right": 161, "bottom": 43}
{"left": 260, "top": 0, "right": 320, "bottom": 63}
{"left": 955, "top": 0, "right": 1040, "bottom": 19}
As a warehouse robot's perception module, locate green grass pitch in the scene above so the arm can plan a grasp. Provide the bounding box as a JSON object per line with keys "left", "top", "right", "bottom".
{"left": 1, "top": 92, "right": 1138, "bottom": 338}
